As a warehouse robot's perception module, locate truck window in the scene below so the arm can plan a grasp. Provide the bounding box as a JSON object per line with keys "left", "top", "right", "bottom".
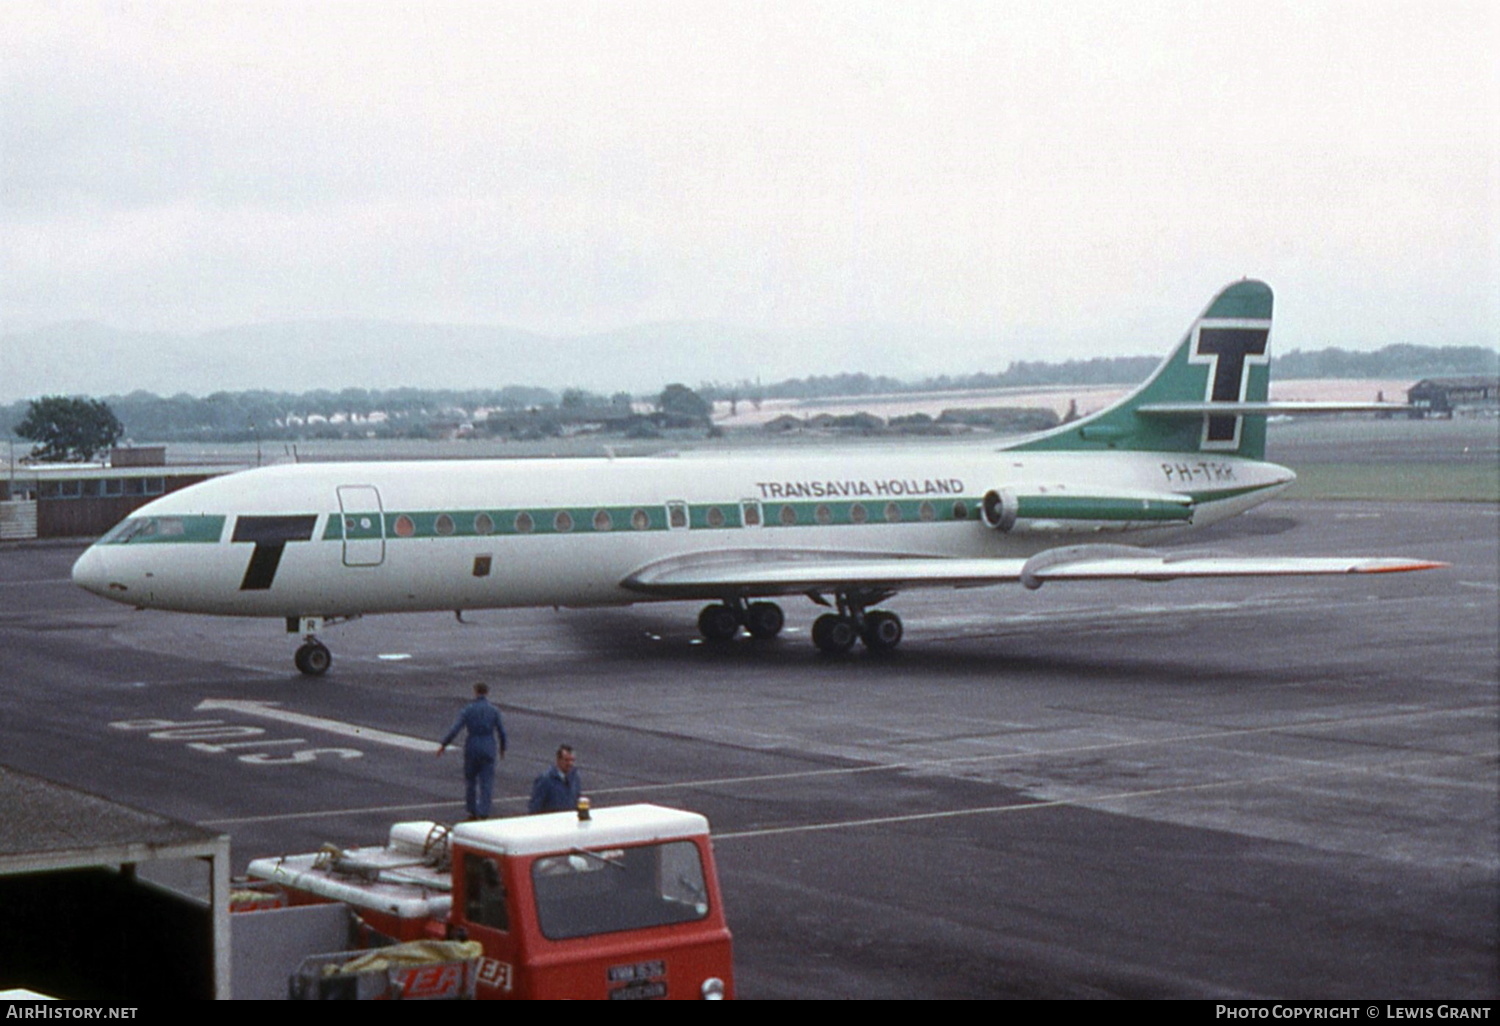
{"left": 531, "top": 841, "right": 708, "bottom": 940}
{"left": 463, "top": 854, "right": 509, "bottom": 932}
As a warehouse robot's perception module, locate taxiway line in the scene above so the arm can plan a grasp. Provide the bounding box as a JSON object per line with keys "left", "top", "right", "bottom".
{"left": 202, "top": 704, "right": 1492, "bottom": 827}
{"left": 710, "top": 750, "right": 1493, "bottom": 842}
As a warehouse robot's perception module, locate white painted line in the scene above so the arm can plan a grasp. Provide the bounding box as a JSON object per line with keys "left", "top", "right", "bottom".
{"left": 713, "top": 751, "right": 1494, "bottom": 842}
{"left": 194, "top": 699, "right": 437, "bottom": 753}
{"left": 204, "top": 704, "right": 1494, "bottom": 827}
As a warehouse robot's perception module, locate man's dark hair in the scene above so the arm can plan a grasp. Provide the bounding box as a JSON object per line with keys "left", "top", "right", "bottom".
{"left": 556, "top": 744, "right": 573, "bottom": 758}
{"left": 473, "top": 682, "right": 490, "bottom": 696}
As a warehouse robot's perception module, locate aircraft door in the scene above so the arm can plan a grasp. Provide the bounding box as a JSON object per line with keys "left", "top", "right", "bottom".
{"left": 336, "top": 485, "right": 385, "bottom": 566}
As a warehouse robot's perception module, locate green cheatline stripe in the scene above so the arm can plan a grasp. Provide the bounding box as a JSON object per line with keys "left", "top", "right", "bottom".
{"left": 1182, "top": 482, "right": 1283, "bottom": 504}
{"left": 1013, "top": 496, "right": 1192, "bottom": 522}
{"left": 322, "top": 498, "right": 982, "bottom": 539}
{"left": 101, "top": 482, "right": 1280, "bottom": 546}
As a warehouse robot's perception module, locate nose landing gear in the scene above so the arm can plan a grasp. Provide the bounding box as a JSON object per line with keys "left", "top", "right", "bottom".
{"left": 287, "top": 615, "right": 354, "bottom": 676}
{"left": 294, "top": 638, "right": 332, "bottom": 676}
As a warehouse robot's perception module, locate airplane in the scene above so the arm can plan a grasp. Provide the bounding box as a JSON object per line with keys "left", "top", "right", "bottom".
{"left": 71, "top": 280, "right": 1444, "bottom": 675}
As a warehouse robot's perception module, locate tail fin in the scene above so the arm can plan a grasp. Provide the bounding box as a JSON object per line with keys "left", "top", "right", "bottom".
{"left": 1008, "top": 280, "right": 1274, "bottom": 459}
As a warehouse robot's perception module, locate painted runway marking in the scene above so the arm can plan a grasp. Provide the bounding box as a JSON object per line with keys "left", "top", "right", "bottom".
{"left": 205, "top": 703, "right": 1495, "bottom": 826}
{"left": 1457, "top": 580, "right": 1499, "bottom": 591}
{"left": 195, "top": 699, "right": 437, "bottom": 752}
{"left": 712, "top": 751, "right": 1491, "bottom": 842}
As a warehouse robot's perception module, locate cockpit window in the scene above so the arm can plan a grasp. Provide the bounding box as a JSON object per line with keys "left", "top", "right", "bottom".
{"left": 99, "top": 518, "right": 156, "bottom": 544}
{"left": 98, "top": 515, "right": 224, "bottom": 544}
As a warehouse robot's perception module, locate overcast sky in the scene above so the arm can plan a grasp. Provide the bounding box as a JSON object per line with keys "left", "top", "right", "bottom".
{"left": 2, "top": 1, "right": 1495, "bottom": 387}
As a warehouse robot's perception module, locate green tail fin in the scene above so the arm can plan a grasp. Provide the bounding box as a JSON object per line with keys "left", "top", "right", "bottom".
{"left": 1008, "top": 280, "right": 1274, "bottom": 459}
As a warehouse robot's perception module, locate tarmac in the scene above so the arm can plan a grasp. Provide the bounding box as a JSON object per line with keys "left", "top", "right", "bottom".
{"left": 0, "top": 498, "right": 1495, "bottom": 998}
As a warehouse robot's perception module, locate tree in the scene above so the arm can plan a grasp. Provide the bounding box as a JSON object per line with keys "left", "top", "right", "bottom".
{"left": 657, "top": 383, "right": 712, "bottom": 426}
{"left": 16, "top": 396, "right": 124, "bottom": 462}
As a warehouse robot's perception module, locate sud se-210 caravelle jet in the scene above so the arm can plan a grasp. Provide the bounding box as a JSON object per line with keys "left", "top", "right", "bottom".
{"left": 72, "top": 280, "right": 1444, "bottom": 675}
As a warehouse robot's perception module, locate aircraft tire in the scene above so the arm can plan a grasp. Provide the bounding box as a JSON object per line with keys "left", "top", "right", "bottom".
{"left": 862, "top": 610, "right": 903, "bottom": 652}
{"left": 698, "top": 604, "right": 740, "bottom": 642}
{"left": 812, "top": 613, "right": 858, "bottom": 654}
{"left": 296, "top": 641, "right": 332, "bottom": 676}
{"left": 745, "top": 601, "right": 785, "bottom": 640}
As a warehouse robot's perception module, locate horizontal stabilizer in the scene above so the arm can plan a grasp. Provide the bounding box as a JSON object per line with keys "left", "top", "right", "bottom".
{"left": 1136, "top": 401, "right": 1410, "bottom": 416}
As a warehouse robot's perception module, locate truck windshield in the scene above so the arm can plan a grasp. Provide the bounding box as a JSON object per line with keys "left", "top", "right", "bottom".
{"left": 531, "top": 840, "right": 708, "bottom": 940}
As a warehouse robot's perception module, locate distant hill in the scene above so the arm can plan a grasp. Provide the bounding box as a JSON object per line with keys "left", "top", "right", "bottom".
{"left": 1274, "top": 345, "right": 1498, "bottom": 379}
{"left": 3, "top": 342, "right": 1494, "bottom": 446}
{"left": 0, "top": 319, "right": 979, "bottom": 403}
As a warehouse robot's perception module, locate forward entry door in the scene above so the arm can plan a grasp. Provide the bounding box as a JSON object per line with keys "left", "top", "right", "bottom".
{"left": 337, "top": 485, "right": 385, "bottom": 566}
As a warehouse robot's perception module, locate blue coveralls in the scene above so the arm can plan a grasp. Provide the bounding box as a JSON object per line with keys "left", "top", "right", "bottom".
{"left": 442, "top": 698, "right": 507, "bottom": 818}
{"left": 528, "top": 765, "right": 582, "bottom": 814}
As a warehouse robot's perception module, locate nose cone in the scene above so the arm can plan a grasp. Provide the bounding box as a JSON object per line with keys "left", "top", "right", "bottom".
{"left": 72, "top": 545, "right": 116, "bottom": 600}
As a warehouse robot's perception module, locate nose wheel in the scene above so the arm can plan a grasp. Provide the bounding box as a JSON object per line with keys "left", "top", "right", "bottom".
{"left": 294, "top": 639, "right": 332, "bottom": 676}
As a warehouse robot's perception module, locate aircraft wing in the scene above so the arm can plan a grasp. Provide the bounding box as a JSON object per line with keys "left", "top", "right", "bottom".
{"left": 620, "top": 546, "right": 1445, "bottom": 598}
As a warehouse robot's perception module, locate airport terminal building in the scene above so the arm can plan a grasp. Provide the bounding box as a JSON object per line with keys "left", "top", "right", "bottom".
{"left": 0, "top": 446, "right": 243, "bottom": 541}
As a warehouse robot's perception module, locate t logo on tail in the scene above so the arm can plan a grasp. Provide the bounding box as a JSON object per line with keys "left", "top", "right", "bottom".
{"left": 1191, "top": 324, "right": 1271, "bottom": 449}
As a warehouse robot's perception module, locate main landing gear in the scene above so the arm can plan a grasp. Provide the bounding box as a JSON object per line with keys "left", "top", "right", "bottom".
{"left": 809, "top": 589, "right": 902, "bottom": 654}
{"left": 695, "top": 592, "right": 903, "bottom": 655}
{"left": 697, "top": 599, "right": 786, "bottom": 642}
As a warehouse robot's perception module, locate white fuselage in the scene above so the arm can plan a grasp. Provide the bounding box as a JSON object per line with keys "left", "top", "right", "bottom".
{"left": 71, "top": 448, "right": 1292, "bottom": 618}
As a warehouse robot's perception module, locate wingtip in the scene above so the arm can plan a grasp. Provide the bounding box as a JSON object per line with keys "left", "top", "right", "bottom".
{"left": 1354, "top": 559, "right": 1450, "bottom": 574}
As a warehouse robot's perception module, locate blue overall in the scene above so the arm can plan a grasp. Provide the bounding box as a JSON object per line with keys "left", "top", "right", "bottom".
{"left": 442, "top": 698, "right": 507, "bottom": 818}
{"left": 528, "top": 764, "right": 582, "bottom": 814}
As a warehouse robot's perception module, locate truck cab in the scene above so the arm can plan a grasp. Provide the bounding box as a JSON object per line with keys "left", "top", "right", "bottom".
{"left": 246, "top": 803, "right": 733, "bottom": 1000}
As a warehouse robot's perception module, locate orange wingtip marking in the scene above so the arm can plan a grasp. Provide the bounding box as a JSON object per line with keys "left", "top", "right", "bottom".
{"left": 1359, "top": 561, "right": 1449, "bottom": 573}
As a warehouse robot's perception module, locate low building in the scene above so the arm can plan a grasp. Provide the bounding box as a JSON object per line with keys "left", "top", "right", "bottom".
{"left": 0, "top": 765, "right": 230, "bottom": 1000}
{"left": 1407, "top": 377, "right": 1500, "bottom": 417}
{"left": 1, "top": 449, "right": 245, "bottom": 540}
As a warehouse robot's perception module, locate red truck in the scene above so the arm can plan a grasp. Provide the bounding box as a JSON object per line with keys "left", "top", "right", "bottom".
{"left": 245, "top": 803, "right": 733, "bottom": 1000}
